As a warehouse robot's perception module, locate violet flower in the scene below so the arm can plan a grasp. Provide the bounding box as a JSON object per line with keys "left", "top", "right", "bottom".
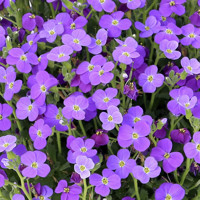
{"left": 0, "top": 135, "right": 16, "bottom": 152}
{"left": 0, "top": 103, "right": 13, "bottom": 131}
{"left": 181, "top": 57, "right": 200, "bottom": 75}
{"left": 170, "top": 128, "right": 191, "bottom": 144}
{"left": 33, "top": 183, "right": 53, "bottom": 200}
{"left": 91, "top": 129, "right": 109, "bottom": 147}
{"left": 119, "top": 0, "right": 142, "bottom": 10}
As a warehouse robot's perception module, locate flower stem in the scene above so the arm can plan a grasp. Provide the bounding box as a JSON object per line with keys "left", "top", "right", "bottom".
{"left": 49, "top": 3, "right": 55, "bottom": 18}
{"left": 79, "top": 120, "right": 87, "bottom": 136}
{"left": 56, "top": 131, "right": 62, "bottom": 154}
{"left": 132, "top": 174, "right": 140, "bottom": 200}
{"left": 82, "top": 179, "right": 88, "bottom": 200}
{"left": 180, "top": 158, "right": 192, "bottom": 186}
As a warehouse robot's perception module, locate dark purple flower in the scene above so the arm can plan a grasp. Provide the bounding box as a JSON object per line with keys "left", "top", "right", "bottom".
{"left": 132, "top": 156, "right": 161, "bottom": 183}
{"left": 89, "top": 169, "right": 121, "bottom": 197}
{"left": 62, "top": 29, "right": 91, "bottom": 51}
{"left": 91, "top": 129, "right": 109, "bottom": 147}
{"left": 118, "top": 121, "right": 151, "bottom": 152}
{"left": 74, "top": 155, "right": 94, "bottom": 179}
{"left": 0, "top": 135, "right": 16, "bottom": 152}
{"left": 55, "top": 180, "right": 82, "bottom": 200}
{"left": 100, "top": 106, "right": 123, "bottom": 131}
{"left": 47, "top": 45, "right": 73, "bottom": 62}
{"left": 30, "top": 71, "right": 58, "bottom": 105}
{"left": 184, "top": 131, "right": 200, "bottom": 163}
{"left": 88, "top": 28, "right": 107, "bottom": 55}
{"left": 107, "top": 149, "right": 136, "bottom": 179}
{"left": 99, "top": 11, "right": 132, "bottom": 38}
{"left": 70, "top": 172, "right": 81, "bottom": 184}
{"left": 135, "top": 16, "right": 161, "bottom": 38}
{"left": 0, "top": 103, "right": 13, "bottom": 131}
{"left": 123, "top": 82, "right": 139, "bottom": 100}
{"left": 189, "top": 10, "right": 200, "bottom": 27}
{"left": 170, "top": 128, "right": 191, "bottom": 144}
{"left": 0, "top": 169, "right": 7, "bottom": 187}
{"left": 155, "top": 183, "right": 185, "bottom": 200}
{"left": 159, "top": 0, "right": 186, "bottom": 17}
{"left": 21, "top": 151, "right": 50, "bottom": 178}
{"left": 190, "top": 162, "right": 200, "bottom": 176}
{"left": 33, "top": 183, "right": 53, "bottom": 200}
{"left": 151, "top": 138, "right": 184, "bottom": 173}
{"left": 22, "top": 13, "right": 44, "bottom": 31}
{"left": 180, "top": 24, "right": 200, "bottom": 48}
{"left": 122, "top": 197, "right": 135, "bottom": 200}
{"left": 6, "top": 48, "right": 39, "bottom": 73}
{"left": 39, "top": 19, "right": 64, "bottom": 43}
{"left": 138, "top": 65, "right": 164, "bottom": 93}
{"left": 29, "top": 119, "right": 52, "bottom": 150}
{"left": 62, "top": 94, "right": 89, "bottom": 120}
{"left": 87, "top": 0, "right": 116, "bottom": 13}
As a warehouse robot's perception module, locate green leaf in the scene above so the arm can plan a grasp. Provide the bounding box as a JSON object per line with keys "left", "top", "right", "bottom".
{"left": 180, "top": 70, "right": 188, "bottom": 80}
{"left": 6, "top": 36, "right": 12, "bottom": 51}
{"left": 186, "top": 109, "right": 192, "bottom": 119}
{"left": 62, "top": 0, "right": 74, "bottom": 9}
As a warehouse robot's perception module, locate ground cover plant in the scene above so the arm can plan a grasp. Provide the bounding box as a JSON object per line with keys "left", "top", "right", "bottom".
{"left": 0, "top": 0, "right": 200, "bottom": 199}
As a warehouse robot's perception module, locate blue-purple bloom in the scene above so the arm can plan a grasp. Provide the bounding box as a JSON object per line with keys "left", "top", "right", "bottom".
{"left": 0, "top": 135, "right": 16, "bottom": 152}
{"left": 0, "top": 103, "right": 13, "bottom": 131}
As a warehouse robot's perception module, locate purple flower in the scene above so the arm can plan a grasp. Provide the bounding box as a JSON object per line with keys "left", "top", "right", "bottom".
{"left": 138, "top": 65, "right": 164, "bottom": 93}
{"left": 107, "top": 149, "right": 136, "bottom": 179}
{"left": 92, "top": 88, "right": 120, "bottom": 110}
{"left": 189, "top": 11, "right": 200, "bottom": 27}
{"left": 0, "top": 26, "right": 5, "bottom": 49}
{"left": 184, "top": 132, "right": 200, "bottom": 163}
{"left": 167, "top": 86, "right": 197, "bottom": 116}
{"left": 70, "top": 172, "right": 81, "bottom": 184}
{"left": 88, "top": 28, "right": 107, "bottom": 55}
{"left": 29, "top": 119, "right": 52, "bottom": 150}
{"left": 33, "top": 183, "right": 53, "bottom": 200}
{"left": 118, "top": 121, "right": 151, "bottom": 152}
{"left": 99, "top": 106, "right": 123, "bottom": 131}
{"left": 6, "top": 48, "right": 39, "bottom": 73}
{"left": 99, "top": 11, "right": 132, "bottom": 38}
{"left": 67, "top": 138, "right": 97, "bottom": 164}
{"left": 74, "top": 155, "right": 94, "bottom": 179}
{"left": 0, "top": 66, "right": 15, "bottom": 83}
{"left": 160, "top": 39, "right": 181, "bottom": 60}
{"left": 122, "top": 197, "right": 135, "bottom": 200}
{"left": 132, "top": 156, "right": 161, "bottom": 183}
{"left": 55, "top": 180, "right": 82, "bottom": 200}
{"left": 123, "top": 106, "right": 153, "bottom": 127}
{"left": 155, "top": 183, "right": 185, "bottom": 200}
{"left": 47, "top": 45, "right": 73, "bottom": 62}
{"left": 44, "top": 104, "right": 68, "bottom": 131}
{"left": 40, "top": 19, "right": 64, "bottom": 43}
{"left": 89, "top": 169, "right": 121, "bottom": 197}
{"left": 113, "top": 46, "right": 140, "bottom": 65}
{"left": 91, "top": 130, "right": 109, "bottom": 147}
{"left": 21, "top": 151, "right": 50, "bottom": 178}
{"left": 32, "top": 53, "right": 48, "bottom": 74}
{"left": 124, "top": 82, "right": 139, "bottom": 100}
{"left": 88, "top": 0, "right": 116, "bottom": 13}
{"left": 16, "top": 97, "right": 39, "bottom": 122}
{"left": 181, "top": 57, "right": 200, "bottom": 75}
{"left": 135, "top": 16, "right": 161, "bottom": 38}
{"left": 0, "top": 169, "right": 7, "bottom": 187}
{"left": 62, "top": 95, "right": 89, "bottom": 120}
{"left": 62, "top": 29, "right": 91, "bottom": 51}
{"left": 4, "top": 71, "right": 22, "bottom": 101}
{"left": 119, "top": 0, "right": 142, "bottom": 10}
{"left": 154, "top": 23, "right": 182, "bottom": 44}
{"left": 170, "top": 128, "right": 191, "bottom": 144}
{"left": 151, "top": 138, "right": 184, "bottom": 173}
{"left": 31, "top": 71, "right": 58, "bottom": 105}
{"left": 180, "top": 24, "right": 200, "bottom": 48}
{"left": 12, "top": 194, "right": 25, "bottom": 200}
{"left": 76, "top": 55, "right": 106, "bottom": 85}
{"left": 159, "top": 0, "right": 186, "bottom": 17}
{"left": 22, "top": 13, "right": 44, "bottom": 31}
{"left": 0, "top": 135, "right": 16, "bottom": 152}
{"left": 89, "top": 61, "right": 114, "bottom": 85}
{"left": 0, "top": 103, "right": 12, "bottom": 131}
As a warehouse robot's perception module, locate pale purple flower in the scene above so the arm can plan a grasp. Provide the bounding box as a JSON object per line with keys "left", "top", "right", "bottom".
{"left": 0, "top": 103, "right": 13, "bottom": 131}
{"left": 0, "top": 66, "right": 15, "bottom": 83}
{"left": 119, "top": 0, "right": 142, "bottom": 10}
{"left": 99, "top": 106, "right": 123, "bottom": 131}
{"left": 33, "top": 183, "right": 53, "bottom": 200}
{"left": 132, "top": 156, "right": 161, "bottom": 184}
{"left": 74, "top": 155, "right": 94, "bottom": 179}
{"left": 0, "top": 135, "right": 16, "bottom": 152}
{"left": 181, "top": 57, "right": 200, "bottom": 75}
{"left": 12, "top": 194, "right": 25, "bottom": 200}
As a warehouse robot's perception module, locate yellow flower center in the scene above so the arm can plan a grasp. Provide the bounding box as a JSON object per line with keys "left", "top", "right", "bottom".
{"left": 88, "top": 64, "right": 94, "bottom": 72}
{"left": 64, "top": 187, "right": 70, "bottom": 193}
{"left": 70, "top": 23, "right": 76, "bottom": 29}
{"left": 108, "top": 115, "right": 113, "bottom": 122}
{"left": 185, "top": 103, "right": 190, "bottom": 108}
{"left": 28, "top": 105, "right": 33, "bottom": 111}
{"left": 196, "top": 75, "right": 200, "bottom": 80}
{"left": 145, "top": 26, "right": 150, "bottom": 31}
{"left": 134, "top": 117, "right": 141, "bottom": 123}
{"left": 3, "top": 143, "right": 9, "bottom": 148}
{"left": 102, "top": 177, "right": 108, "bottom": 185}
{"left": 31, "top": 162, "right": 38, "bottom": 168}
{"left": 96, "top": 39, "right": 102, "bottom": 45}
{"left": 179, "top": 128, "right": 186, "bottom": 133}
{"left": 165, "top": 194, "right": 172, "bottom": 200}
{"left": 39, "top": 196, "right": 44, "bottom": 200}
{"left": 49, "top": 30, "right": 55, "bottom": 35}
{"left": 197, "top": 144, "right": 200, "bottom": 151}
{"left": 187, "top": 66, "right": 192, "bottom": 71}
{"left": 3, "top": 75, "right": 6, "bottom": 80}
{"left": 37, "top": 130, "right": 42, "bottom": 137}
{"left": 119, "top": 160, "right": 125, "bottom": 167}
{"left": 166, "top": 49, "right": 172, "bottom": 53}
{"left": 112, "top": 20, "right": 119, "bottom": 25}
{"left": 40, "top": 85, "right": 46, "bottom": 92}
{"left": 162, "top": 16, "right": 166, "bottom": 21}
{"left": 100, "top": 0, "right": 105, "bottom": 3}
{"left": 29, "top": 14, "right": 36, "bottom": 19}
{"left": 20, "top": 55, "right": 27, "bottom": 61}
{"left": 164, "top": 153, "right": 170, "bottom": 159}
{"left": 123, "top": 52, "right": 130, "bottom": 57}
{"left": 96, "top": 131, "right": 103, "bottom": 135}
{"left": 189, "top": 33, "right": 195, "bottom": 38}
{"left": 103, "top": 97, "right": 110, "bottom": 102}
{"left": 99, "top": 70, "right": 104, "bottom": 76}
{"left": 73, "top": 39, "right": 80, "bottom": 44}
{"left": 38, "top": 56, "right": 42, "bottom": 62}
{"left": 29, "top": 40, "right": 33, "bottom": 46}
{"left": 58, "top": 53, "right": 65, "bottom": 58}
{"left": 73, "top": 105, "right": 80, "bottom": 111}
{"left": 169, "top": 1, "right": 175, "bottom": 6}
{"left": 80, "top": 147, "right": 87, "bottom": 152}
{"left": 166, "top": 29, "right": 172, "bottom": 34}
{"left": 9, "top": 82, "right": 14, "bottom": 89}
{"left": 56, "top": 114, "right": 61, "bottom": 120}
{"left": 144, "top": 167, "right": 150, "bottom": 174}
{"left": 147, "top": 75, "right": 153, "bottom": 82}
{"left": 80, "top": 165, "right": 86, "bottom": 172}
{"left": 132, "top": 133, "right": 139, "bottom": 139}
{"left": 0, "top": 115, "right": 2, "bottom": 120}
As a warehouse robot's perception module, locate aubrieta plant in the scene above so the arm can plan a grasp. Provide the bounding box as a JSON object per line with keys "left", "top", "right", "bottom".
{"left": 0, "top": 0, "right": 200, "bottom": 199}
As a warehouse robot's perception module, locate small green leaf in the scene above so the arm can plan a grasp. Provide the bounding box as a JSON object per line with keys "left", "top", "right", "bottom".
{"left": 186, "top": 109, "right": 192, "bottom": 119}
{"left": 62, "top": 0, "right": 74, "bottom": 10}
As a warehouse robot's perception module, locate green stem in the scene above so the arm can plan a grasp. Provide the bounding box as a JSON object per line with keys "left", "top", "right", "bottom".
{"left": 86, "top": 8, "right": 93, "bottom": 19}
{"left": 93, "top": 118, "right": 98, "bottom": 130}
{"left": 132, "top": 174, "right": 140, "bottom": 200}
{"left": 27, "top": 179, "right": 32, "bottom": 197}
{"left": 169, "top": 115, "right": 184, "bottom": 135}
{"left": 82, "top": 179, "right": 88, "bottom": 200}
{"left": 56, "top": 132, "right": 62, "bottom": 154}
{"left": 79, "top": 120, "right": 86, "bottom": 136}
{"left": 68, "top": 120, "right": 72, "bottom": 135}
{"left": 0, "top": 15, "right": 17, "bottom": 25}
{"left": 180, "top": 158, "right": 192, "bottom": 186}
{"left": 174, "top": 169, "right": 179, "bottom": 183}
{"left": 149, "top": 92, "right": 156, "bottom": 111}
{"left": 149, "top": 131, "right": 157, "bottom": 146}
{"left": 49, "top": 3, "right": 55, "bottom": 18}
